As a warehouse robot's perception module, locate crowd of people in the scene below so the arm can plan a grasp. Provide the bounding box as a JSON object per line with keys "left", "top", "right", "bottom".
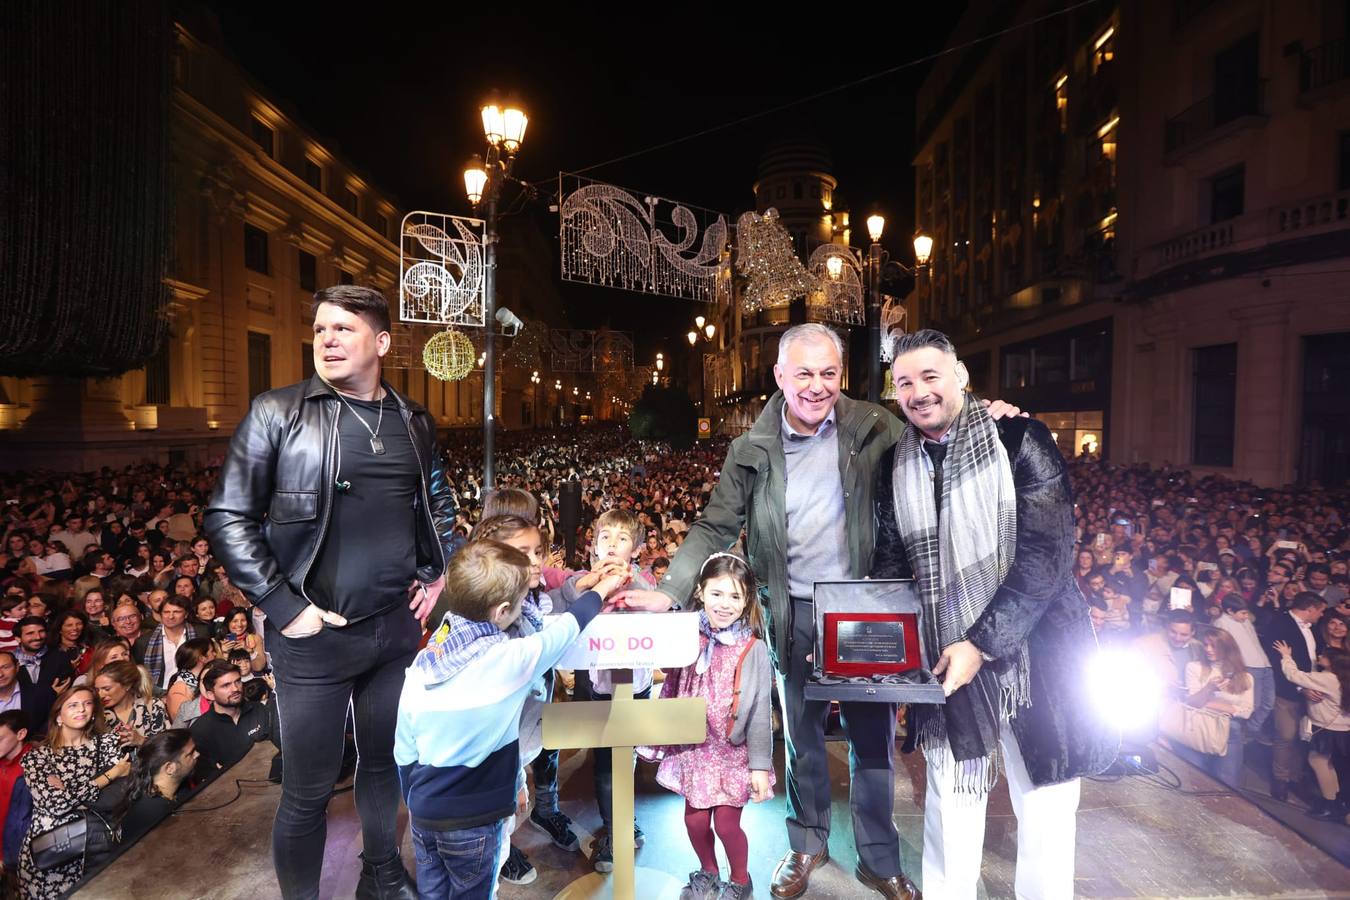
{"left": 0, "top": 417, "right": 1347, "bottom": 896}
{"left": 1065, "top": 458, "right": 1350, "bottom": 821}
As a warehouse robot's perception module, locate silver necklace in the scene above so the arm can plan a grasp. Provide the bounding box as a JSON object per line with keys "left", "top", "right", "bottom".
{"left": 333, "top": 387, "right": 386, "bottom": 454}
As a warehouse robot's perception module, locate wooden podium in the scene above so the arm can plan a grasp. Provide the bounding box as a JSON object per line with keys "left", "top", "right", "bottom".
{"left": 542, "top": 612, "right": 705, "bottom": 900}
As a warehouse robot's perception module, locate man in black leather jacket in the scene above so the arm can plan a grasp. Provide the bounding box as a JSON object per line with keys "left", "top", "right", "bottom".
{"left": 205, "top": 285, "right": 458, "bottom": 900}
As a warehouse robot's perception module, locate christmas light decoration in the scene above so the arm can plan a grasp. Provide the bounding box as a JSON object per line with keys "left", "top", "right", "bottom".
{"left": 807, "top": 243, "right": 864, "bottom": 325}
{"left": 559, "top": 174, "right": 728, "bottom": 303}
{"left": 423, "top": 329, "right": 476, "bottom": 381}
{"left": 735, "top": 208, "right": 818, "bottom": 314}
{"left": 549, "top": 329, "right": 634, "bottom": 373}
{"left": 399, "top": 212, "right": 486, "bottom": 326}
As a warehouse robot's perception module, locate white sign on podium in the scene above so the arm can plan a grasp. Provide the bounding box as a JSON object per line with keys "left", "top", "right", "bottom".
{"left": 548, "top": 610, "right": 700, "bottom": 670}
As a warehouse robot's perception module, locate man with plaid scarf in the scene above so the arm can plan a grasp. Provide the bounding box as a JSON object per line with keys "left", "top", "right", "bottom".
{"left": 872, "top": 330, "right": 1116, "bottom": 900}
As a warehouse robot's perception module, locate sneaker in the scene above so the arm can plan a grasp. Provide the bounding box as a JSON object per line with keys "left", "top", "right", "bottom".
{"left": 499, "top": 845, "right": 536, "bottom": 885}
{"left": 529, "top": 809, "right": 581, "bottom": 852}
{"left": 718, "top": 876, "right": 753, "bottom": 899}
{"left": 633, "top": 820, "right": 645, "bottom": 848}
{"left": 679, "top": 869, "right": 721, "bottom": 900}
{"left": 591, "top": 831, "right": 614, "bottom": 873}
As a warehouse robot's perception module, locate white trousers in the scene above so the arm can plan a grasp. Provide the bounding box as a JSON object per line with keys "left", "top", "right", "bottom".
{"left": 922, "top": 725, "right": 1081, "bottom": 900}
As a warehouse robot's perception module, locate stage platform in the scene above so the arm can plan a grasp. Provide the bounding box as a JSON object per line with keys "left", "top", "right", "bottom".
{"left": 79, "top": 739, "right": 1350, "bottom": 899}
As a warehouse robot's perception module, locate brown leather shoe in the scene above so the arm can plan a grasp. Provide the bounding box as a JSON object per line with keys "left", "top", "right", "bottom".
{"left": 770, "top": 847, "right": 830, "bottom": 898}
{"left": 855, "top": 863, "right": 922, "bottom": 900}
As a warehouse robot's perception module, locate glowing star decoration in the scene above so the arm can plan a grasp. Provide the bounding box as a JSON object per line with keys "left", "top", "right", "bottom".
{"left": 399, "top": 211, "right": 486, "bottom": 327}
{"left": 559, "top": 174, "right": 729, "bottom": 303}
{"left": 422, "top": 329, "right": 476, "bottom": 381}
{"left": 735, "top": 208, "right": 819, "bottom": 314}
{"left": 807, "top": 243, "right": 864, "bottom": 325}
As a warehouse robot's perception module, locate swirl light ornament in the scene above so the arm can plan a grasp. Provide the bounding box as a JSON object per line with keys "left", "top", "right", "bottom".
{"left": 399, "top": 212, "right": 486, "bottom": 326}
{"left": 559, "top": 174, "right": 728, "bottom": 303}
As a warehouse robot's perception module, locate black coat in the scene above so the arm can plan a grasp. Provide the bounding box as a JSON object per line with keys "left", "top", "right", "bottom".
{"left": 17, "top": 681, "right": 57, "bottom": 739}
{"left": 16, "top": 651, "right": 74, "bottom": 695}
{"left": 1259, "top": 611, "right": 1322, "bottom": 701}
{"left": 872, "top": 416, "right": 1118, "bottom": 787}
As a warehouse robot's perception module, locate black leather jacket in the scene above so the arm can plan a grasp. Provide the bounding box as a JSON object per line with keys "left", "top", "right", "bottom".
{"left": 204, "top": 375, "right": 459, "bottom": 629}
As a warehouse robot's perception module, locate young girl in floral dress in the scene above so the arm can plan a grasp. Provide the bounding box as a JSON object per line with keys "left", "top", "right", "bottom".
{"left": 650, "top": 552, "right": 774, "bottom": 900}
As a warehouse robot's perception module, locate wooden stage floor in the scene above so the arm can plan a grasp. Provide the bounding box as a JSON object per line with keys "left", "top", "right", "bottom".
{"left": 80, "top": 740, "right": 1350, "bottom": 899}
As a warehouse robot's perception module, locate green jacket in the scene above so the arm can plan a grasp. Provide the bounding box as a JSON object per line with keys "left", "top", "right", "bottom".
{"left": 655, "top": 391, "right": 907, "bottom": 666}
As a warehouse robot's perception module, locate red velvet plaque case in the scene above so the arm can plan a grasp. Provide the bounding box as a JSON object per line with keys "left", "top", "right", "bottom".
{"left": 821, "top": 612, "right": 921, "bottom": 677}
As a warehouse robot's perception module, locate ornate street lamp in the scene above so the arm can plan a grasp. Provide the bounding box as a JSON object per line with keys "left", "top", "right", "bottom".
{"left": 463, "top": 98, "right": 529, "bottom": 487}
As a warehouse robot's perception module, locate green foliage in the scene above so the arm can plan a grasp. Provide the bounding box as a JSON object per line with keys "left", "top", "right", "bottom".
{"left": 628, "top": 385, "right": 698, "bottom": 448}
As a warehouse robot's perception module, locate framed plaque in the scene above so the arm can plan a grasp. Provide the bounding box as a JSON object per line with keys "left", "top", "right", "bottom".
{"left": 822, "top": 612, "right": 921, "bottom": 677}
{"left": 805, "top": 579, "right": 945, "bottom": 705}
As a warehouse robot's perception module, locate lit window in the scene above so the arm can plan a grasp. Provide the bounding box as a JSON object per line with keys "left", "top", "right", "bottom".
{"left": 1093, "top": 26, "right": 1116, "bottom": 73}
{"left": 1054, "top": 73, "right": 1069, "bottom": 133}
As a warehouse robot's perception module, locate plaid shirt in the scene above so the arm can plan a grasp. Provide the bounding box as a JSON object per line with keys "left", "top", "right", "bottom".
{"left": 141, "top": 622, "right": 198, "bottom": 689}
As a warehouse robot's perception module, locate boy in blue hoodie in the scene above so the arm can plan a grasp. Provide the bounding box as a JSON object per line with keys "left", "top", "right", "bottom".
{"left": 395, "top": 539, "right": 623, "bottom": 900}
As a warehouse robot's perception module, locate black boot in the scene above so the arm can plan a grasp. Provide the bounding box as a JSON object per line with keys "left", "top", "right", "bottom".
{"left": 1310, "top": 798, "right": 1337, "bottom": 820}
{"left": 355, "top": 851, "right": 417, "bottom": 900}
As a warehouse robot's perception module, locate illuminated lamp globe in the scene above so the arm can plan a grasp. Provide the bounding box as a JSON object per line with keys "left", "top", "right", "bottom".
{"left": 423, "top": 329, "right": 476, "bottom": 382}
{"left": 866, "top": 214, "right": 885, "bottom": 243}
{"left": 464, "top": 156, "right": 487, "bottom": 206}
{"left": 913, "top": 233, "right": 934, "bottom": 266}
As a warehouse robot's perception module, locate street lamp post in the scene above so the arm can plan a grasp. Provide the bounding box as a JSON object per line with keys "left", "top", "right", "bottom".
{"left": 863, "top": 214, "right": 933, "bottom": 403}
{"left": 464, "top": 101, "right": 528, "bottom": 488}
{"left": 530, "top": 370, "right": 541, "bottom": 428}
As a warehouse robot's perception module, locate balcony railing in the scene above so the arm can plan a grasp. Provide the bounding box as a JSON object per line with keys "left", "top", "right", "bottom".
{"left": 1136, "top": 187, "right": 1350, "bottom": 277}
{"left": 1301, "top": 37, "right": 1350, "bottom": 94}
{"left": 1164, "top": 81, "right": 1266, "bottom": 155}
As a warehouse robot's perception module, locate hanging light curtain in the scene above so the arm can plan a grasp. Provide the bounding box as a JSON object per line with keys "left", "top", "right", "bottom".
{"left": 0, "top": 0, "right": 173, "bottom": 376}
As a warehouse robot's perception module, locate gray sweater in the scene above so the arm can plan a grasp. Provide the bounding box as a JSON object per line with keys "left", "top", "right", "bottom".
{"left": 665, "top": 636, "right": 774, "bottom": 772}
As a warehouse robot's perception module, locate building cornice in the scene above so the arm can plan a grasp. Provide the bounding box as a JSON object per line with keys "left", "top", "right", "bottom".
{"left": 171, "top": 90, "right": 398, "bottom": 268}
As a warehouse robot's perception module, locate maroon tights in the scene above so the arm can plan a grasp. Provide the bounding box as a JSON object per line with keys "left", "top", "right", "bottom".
{"left": 683, "top": 801, "right": 749, "bottom": 884}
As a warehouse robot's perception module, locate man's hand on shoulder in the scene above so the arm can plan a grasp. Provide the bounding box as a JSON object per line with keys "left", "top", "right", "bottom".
{"left": 981, "top": 398, "right": 1028, "bottom": 420}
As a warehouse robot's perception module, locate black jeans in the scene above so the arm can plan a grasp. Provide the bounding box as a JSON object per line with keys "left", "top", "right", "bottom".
{"left": 267, "top": 606, "right": 421, "bottom": 900}
{"left": 575, "top": 669, "right": 650, "bottom": 828}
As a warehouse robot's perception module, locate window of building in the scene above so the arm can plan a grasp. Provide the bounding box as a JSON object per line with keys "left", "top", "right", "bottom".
{"left": 1092, "top": 25, "right": 1116, "bottom": 74}
{"left": 1003, "top": 350, "right": 1032, "bottom": 389}
{"left": 247, "top": 332, "right": 272, "bottom": 400}
{"left": 1054, "top": 73, "right": 1069, "bottom": 133}
{"left": 342, "top": 187, "right": 360, "bottom": 215}
{"left": 298, "top": 249, "right": 317, "bottom": 292}
{"left": 793, "top": 181, "right": 803, "bottom": 200}
{"left": 1213, "top": 32, "right": 1260, "bottom": 125}
{"left": 303, "top": 158, "right": 323, "bottom": 190}
{"left": 375, "top": 213, "right": 389, "bottom": 238}
{"left": 250, "top": 117, "right": 274, "bottom": 157}
{"left": 1192, "top": 343, "right": 1237, "bottom": 466}
{"left": 244, "top": 224, "right": 269, "bottom": 274}
{"left": 1338, "top": 131, "right": 1350, "bottom": 191}
{"left": 339, "top": 269, "right": 353, "bottom": 285}
{"left": 144, "top": 340, "right": 171, "bottom": 405}
{"left": 301, "top": 342, "right": 315, "bottom": 380}
{"left": 776, "top": 185, "right": 786, "bottom": 200}
{"left": 1209, "top": 166, "right": 1245, "bottom": 223}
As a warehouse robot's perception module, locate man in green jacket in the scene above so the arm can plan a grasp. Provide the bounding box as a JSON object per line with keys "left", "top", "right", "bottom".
{"left": 622, "top": 324, "right": 1026, "bottom": 899}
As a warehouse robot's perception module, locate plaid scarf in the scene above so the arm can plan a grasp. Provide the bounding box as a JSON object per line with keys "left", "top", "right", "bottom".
{"left": 416, "top": 612, "right": 507, "bottom": 687}
{"left": 695, "top": 611, "right": 752, "bottom": 675}
{"left": 893, "top": 398, "right": 1028, "bottom": 794}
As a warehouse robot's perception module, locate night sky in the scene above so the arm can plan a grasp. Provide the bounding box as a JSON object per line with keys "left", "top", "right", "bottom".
{"left": 199, "top": 1, "right": 969, "bottom": 349}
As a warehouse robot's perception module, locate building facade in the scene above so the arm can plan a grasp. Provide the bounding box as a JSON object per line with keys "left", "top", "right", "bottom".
{"left": 914, "top": 0, "right": 1350, "bottom": 486}
{"left": 703, "top": 139, "right": 858, "bottom": 434}
{"left": 0, "top": 18, "right": 565, "bottom": 469}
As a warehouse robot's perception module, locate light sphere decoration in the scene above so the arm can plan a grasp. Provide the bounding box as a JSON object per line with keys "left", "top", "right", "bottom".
{"left": 423, "top": 329, "right": 476, "bottom": 381}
